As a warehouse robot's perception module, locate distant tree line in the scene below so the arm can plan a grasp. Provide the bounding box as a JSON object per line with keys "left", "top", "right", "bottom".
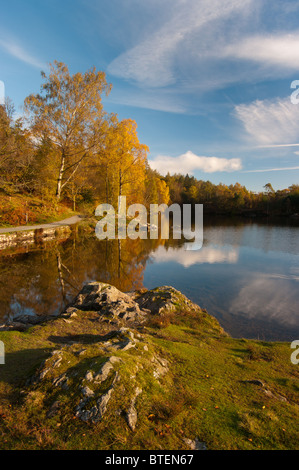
{"left": 163, "top": 174, "right": 299, "bottom": 217}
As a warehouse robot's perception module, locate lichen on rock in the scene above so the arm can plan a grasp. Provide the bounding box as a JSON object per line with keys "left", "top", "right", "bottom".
{"left": 132, "top": 285, "right": 201, "bottom": 316}
{"left": 69, "top": 282, "right": 149, "bottom": 323}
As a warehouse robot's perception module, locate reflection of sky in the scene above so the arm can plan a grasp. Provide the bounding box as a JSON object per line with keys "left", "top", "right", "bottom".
{"left": 9, "top": 300, "right": 36, "bottom": 320}
{"left": 2, "top": 221, "right": 299, "bottom": 341}
{"left": 144, "top": 223, "right": 299, "bottom": 339}
{"left": 151, "top": 244, "right": 239, "bottom": 267}
{"left": 229, "top": 273, "right": 299, "bottom": 327}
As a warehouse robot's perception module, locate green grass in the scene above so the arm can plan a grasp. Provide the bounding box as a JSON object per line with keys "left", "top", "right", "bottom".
{"left": 0, "top": 306, "right": 298, "bottom": 450}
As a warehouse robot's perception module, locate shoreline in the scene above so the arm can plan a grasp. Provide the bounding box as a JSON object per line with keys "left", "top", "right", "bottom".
{"left": 0, "top": 281, "right": 298, "bottom": 450}
{"left": 0, "top": 215, "right": 85, "bottom": 250}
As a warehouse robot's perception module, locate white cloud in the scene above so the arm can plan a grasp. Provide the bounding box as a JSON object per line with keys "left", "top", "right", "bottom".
{"left": 224, "top": 33, "right": 299, "bottom": 69}
{"left": 149, "top": 150, "right": 242, "bottom": 175}
{"left": 235, "top": 97, "right": 299, "bottom": 145}
{"left": 0, "top": 39, "right": 45, "bottom": 69}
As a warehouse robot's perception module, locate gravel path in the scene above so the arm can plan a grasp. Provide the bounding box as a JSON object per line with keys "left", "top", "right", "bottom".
{"left": 0, "top": 215, "right": 83, "bottom": 234}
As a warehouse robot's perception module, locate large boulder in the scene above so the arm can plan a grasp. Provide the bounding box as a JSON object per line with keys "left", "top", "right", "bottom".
{"left": 67, "top": 282, "right": 149, "bottom": 322}
{"left": 132, "top": 285, "right": 201, "bottom": 316}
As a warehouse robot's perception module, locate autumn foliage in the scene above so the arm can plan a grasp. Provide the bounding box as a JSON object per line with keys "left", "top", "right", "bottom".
{"left": 0, "top": 61, "right": 298, "bottom": 221}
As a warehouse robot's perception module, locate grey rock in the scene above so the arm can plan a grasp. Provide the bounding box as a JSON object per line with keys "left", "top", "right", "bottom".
{"left": 52, "top": 357, "right": 62, "bottom": 368}
{"left": 126, "top": 387, "right": 143, "bottom": 431}
{"left": 126, "top": 405, "right": 138, "bottom": 432}
{"left": 242, "top": 379, "right": 265, "bottom": 387}
{"left": 52, "top": 374, "right": 69, "bottom": 390}
{"left": 134, "top": 286, "right": 200, "bottom": 316}
{"left": 183, "top": 438, "right": 207, "bottom": 450}
{"left": 85, "top": 371, "right": 94, "bottom": 382}
{"left": 94, "top": 356, "right": 121, "bottom": 383}
{"left": 263, "top": 388, "right": 288, "bottom": 402}
{"left": 74, "top": 348, "right": 87, "bottom": 356}
{"left": 38, "top": 368, "right": 51, "bottom": 380}
{"left": 76, "top": 372, "right": 119, "bottom": 424}
{"left": 151, "top": 356, "right": 169, "bottom": 379}
{"left": 70, "top": 282, "right": 147, "bottom": 322}
{"left": 81, "top": 386, "right": 95, "bottom": 398}
{"left": 47, "top": 401, "right": 61, "bottom": 419}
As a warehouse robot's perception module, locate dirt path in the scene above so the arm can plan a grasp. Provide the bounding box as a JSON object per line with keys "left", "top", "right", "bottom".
{"left": 0, "top": 215, "right": 84, "bottom": 234}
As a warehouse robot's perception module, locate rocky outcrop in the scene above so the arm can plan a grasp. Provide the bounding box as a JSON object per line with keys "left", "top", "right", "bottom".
{"left": 132, "top": 285, "right": 201, "bottom": 316}
{"left": 20, "top": 281, "right": 202, "bottom": 433}
{"left": 12, "top": 281, "right": 215, "bottom": 449}
{"left": 68, "top": 282, "right": 150, "bottom": 323}
{"left": 67, "top": 282, "right": 202, "bottom": 321}
{"left": 1, "top": 281, "right": 204, "bottom": 331}
{"left": 25, "top": 325, "right": 168, "bottom": 432}
{"left": 5, "top": 281, "right": 295, "bottom": 451}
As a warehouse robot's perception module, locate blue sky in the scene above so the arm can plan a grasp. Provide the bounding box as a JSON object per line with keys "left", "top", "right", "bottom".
{"left": 1, "top": 0, "right": 299, "bottom": 192}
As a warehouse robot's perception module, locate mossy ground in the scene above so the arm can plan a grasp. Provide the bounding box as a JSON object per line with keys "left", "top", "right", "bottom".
{"left": 0, "top": 304, "right": 298, "bottom": 450}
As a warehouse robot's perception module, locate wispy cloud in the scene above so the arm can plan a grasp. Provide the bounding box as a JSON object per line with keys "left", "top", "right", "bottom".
{"left": 149, "top": 150, "right": 242, "bottom": 175}
{"left": 235, "top": 97, "right": 299, "bottom": 145}
{"left": 242, "top": 166, "right": 299, "bottom": 173}
{"left": 105, "top": 0, "right": 299, "bottom": 119}
{"left": 0, "top": 39, "right": 45, "bottom": 69}
{"left": 258, "top": 144, "right": 299, "bottom": 148}
{"left": 107, "top": 88, "right": 187, "bottom": 113}
{"left": 107, "top": 0, "right": 255, "bottom": 88}
{"left": 224, "top": 33, "right": 299, "bottom": 70}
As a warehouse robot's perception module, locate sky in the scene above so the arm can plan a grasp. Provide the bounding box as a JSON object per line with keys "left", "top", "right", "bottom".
{"left": 1, "top": 0, "right": 299, "bottom": 192}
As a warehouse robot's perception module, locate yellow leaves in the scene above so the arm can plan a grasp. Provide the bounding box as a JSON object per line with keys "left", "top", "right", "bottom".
{"left": 156, "top": 178, "right": 170, "bottom": 205}
{"left": 97, "top": 116, "right": 148, "bottom": 206}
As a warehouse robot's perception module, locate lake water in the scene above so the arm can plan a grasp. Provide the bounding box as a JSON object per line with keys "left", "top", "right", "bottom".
{"left": 1, "top": 216, "right": 299, "bottom": 342}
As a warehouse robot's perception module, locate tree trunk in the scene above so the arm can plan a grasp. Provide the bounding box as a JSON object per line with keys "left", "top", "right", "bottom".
{"left": 118, "top": 238, "right": 121, "bottom": 279}
{"left": 119, "top": 168, "right": 122, "bottom": 197}
{"left": 56, "top": 250, "right": 66, "bottom": 304}
{"left": 56, "top": 151, "right": 65, "bottom": 201}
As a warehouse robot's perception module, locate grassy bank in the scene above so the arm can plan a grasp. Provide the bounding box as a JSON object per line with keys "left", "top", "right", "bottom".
{"left": 0, "top": 295, "right": 298, "bottom": 450}
{"left": 0, "top": 194, "right": 77, "bottom": 227}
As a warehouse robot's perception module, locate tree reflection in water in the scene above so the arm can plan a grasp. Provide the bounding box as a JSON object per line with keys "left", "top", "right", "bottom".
{"left": 0, "top": 228, "right": 166, "bottom": 322}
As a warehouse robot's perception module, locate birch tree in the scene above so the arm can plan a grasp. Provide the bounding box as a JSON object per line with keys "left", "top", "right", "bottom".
{"left": 24, "top": 61, "right": 111, "bottom": 201}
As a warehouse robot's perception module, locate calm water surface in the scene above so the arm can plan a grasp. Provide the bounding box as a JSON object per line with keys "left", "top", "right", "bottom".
{"left": 1, "top": 217, "right": 299, "bottom": 341}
